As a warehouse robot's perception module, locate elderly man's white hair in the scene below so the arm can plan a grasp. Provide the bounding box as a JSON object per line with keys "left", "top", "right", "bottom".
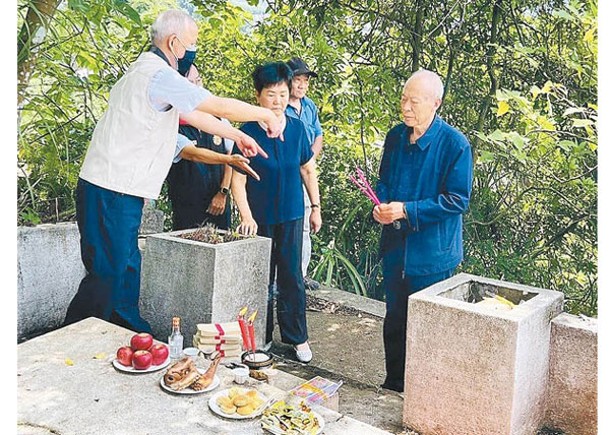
{"left": 405, "top": 69, "right": 444, "bottom": 100}
{"left": 150, "top": 10, "right": 196, "bottom": 45}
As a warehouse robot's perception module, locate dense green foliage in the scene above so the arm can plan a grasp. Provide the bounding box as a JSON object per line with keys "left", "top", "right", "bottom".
{"left": 17, "top": 0, "right": 597, "bottom": 315}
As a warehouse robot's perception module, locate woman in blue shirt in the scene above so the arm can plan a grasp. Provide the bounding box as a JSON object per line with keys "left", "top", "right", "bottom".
{"left": 232, "top": 62, "right": 322, "bottom": 363}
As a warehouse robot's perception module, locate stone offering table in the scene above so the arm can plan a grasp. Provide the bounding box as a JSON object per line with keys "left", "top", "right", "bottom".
{"left": 17, "top": 317, "right": 390, "bottom": 435}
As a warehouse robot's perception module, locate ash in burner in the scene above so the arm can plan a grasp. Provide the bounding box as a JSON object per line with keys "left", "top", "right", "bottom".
{"left": 243, "top": 352, "right": 270, "bottom": 363}
{"left": 178, "top": 223, "right": 252, "bottom": 244}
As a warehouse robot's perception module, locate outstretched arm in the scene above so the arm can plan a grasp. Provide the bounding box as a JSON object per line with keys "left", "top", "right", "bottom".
{"left": 180, "top": 110, "right": 268, "bottom": 159}
{"left": 231, "top": 171, "right": 258, "bottom": 236}
{"left": 195, "top": 95, "right": 283, "bottom": 142}
{"left": 179, "top": 144, "right": 259, "bottom": 181}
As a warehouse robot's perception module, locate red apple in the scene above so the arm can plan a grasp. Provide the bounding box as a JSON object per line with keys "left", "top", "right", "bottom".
{"left": 130, "top": 332, "right": 153, "bottom": 351}
{"left": 150, "top": 343, "right": 169, "bottom": 366}
{"left": 132, "top": 350, "right": 153, "bottom": 370}
{"left": 116, "top": 346, "right": 134, "bottom": 367}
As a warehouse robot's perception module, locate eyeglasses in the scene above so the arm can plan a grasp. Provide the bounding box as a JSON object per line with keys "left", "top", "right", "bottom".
{"left": 174, "top": 35, "right": 197, "bottom": 51}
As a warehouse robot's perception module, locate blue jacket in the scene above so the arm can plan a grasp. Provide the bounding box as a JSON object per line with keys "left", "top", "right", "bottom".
{"left": 377, "top": 115, "right": 473, "bottom": 275}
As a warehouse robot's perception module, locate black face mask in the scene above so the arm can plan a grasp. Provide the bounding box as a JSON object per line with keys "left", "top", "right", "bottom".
{"left": 178, "top": 49, "right": 196, "bottom": 76}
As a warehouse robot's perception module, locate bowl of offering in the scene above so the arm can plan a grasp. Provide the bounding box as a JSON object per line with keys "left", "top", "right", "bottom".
{"left": 241, "top": 350, "right": 274, "bottom": 370}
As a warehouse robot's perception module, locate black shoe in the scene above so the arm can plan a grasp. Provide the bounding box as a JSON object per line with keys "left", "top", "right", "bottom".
{"left": 381, "top": 379, "right": 404, "bottom": 393}
{"left": 304, "top": 276, "right": 320, "bottom": 290}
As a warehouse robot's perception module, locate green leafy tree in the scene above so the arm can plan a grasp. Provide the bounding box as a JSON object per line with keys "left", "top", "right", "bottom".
{"left": 17, "top": 0, "right": 166, "bottom": 223}
{"left": 16, "top": 0, "right": 597, "bottom": 315}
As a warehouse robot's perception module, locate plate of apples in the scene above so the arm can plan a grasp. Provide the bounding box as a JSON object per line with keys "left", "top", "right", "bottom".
{"left": 113, "top": 332, "right": 171, "bottom": 373}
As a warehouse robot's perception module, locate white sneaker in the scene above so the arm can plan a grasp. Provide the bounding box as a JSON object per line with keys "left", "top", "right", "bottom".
{"left": 294, "top": 343, "right": 313, "bottom": 363}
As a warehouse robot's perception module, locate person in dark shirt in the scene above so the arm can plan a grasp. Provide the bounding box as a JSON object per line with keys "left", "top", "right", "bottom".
{"left": 167, "top": 65, "right": 234, "bottom": 230}
{"left": 232, "top": 62, "right": 322, "bottom": 363}
{"left": 373, "top": 69, "right": 473, "bottom": 392}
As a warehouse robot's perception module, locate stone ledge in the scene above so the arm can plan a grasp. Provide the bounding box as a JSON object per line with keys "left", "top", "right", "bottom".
{"left": 545, "top": 313, "right": 597, "bottom": 435}
{"left": 306, "top": 288, "right": 386, "bottom": 319}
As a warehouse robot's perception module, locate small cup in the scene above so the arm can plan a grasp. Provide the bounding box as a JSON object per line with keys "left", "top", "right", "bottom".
{"left": 182, "top": 347, "right": 199, "bottom": 358}
{"left": 232, "top": 367, "right": 249, "bottom": 385}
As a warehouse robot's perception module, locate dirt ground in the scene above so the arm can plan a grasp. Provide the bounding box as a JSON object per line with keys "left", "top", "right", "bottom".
{"left": 269, "top": 293, "right": 564, "bottom": 435}
{"left": 269, "top": 297, "right": 413, "bottom": 435}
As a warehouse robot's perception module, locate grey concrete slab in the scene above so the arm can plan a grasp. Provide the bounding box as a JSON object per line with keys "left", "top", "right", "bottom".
{"left": 17, "top": 317, "right": 393, "bottom": 435}
{"left": 17, "top": 223, "right": 85, "bottom": 341}
{"left": 545, "top": 313, "right": 597, "bottom": 435}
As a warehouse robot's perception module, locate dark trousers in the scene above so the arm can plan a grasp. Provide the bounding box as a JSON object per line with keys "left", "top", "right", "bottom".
{"left": 171, "top": 200, "right": 231, "bottom": 231}
{"left": 64, "top": 178, "right": 152, "bottom": 333}
{"left": 258, "top": 218, "right": 308, "bottom": 346}
{"left": 382, "top": 240, "right": 454, "bottom": 389}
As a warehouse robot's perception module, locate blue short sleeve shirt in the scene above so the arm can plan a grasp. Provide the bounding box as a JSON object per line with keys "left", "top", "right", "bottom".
{"left": 286, "top": 96, "right": 322, "bottom": 147}
{"left": 234, "top": 117, "right": 313, "bottom": 225}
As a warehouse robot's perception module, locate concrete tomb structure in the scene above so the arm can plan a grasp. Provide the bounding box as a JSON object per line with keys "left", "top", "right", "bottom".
{"left": 545, "top": 313, "right": 597, "bottom": 435}
{"left": 140, "top": 229, "right": 272, "bottom": 348}
{"left": 403, "top": 273, "right": 563, "bottom": 435}
{"left": 16, "top": 224, "right": 598, "bottom": 434}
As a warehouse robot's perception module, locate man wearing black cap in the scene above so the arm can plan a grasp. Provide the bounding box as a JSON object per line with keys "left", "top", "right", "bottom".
{"left": 286, "top": 57, "right": 323, "bottom": 291}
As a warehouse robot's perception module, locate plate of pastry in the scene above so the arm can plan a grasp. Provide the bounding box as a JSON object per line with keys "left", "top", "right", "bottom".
{"left": 208, "top": 387, "right": 268, "bottom": 419}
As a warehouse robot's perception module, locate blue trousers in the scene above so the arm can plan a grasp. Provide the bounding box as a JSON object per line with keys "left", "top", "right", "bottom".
{"left": 64, "top": 178, "right": 152, "bottom": 333}
{"left": 382, "top": 236, "right": 454, "bottom": 389}
{"left": 258, "top": 218, "right": 308, "bottom": 346}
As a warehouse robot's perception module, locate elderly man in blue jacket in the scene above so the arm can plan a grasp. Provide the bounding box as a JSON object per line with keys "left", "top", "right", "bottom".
{"left": 373, "top": 69, "right": 473, "bottom": 393}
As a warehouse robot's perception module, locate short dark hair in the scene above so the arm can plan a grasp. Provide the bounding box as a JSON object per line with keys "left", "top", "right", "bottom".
{"left": 252, "top": 62, "right": 293, "bottom": 93}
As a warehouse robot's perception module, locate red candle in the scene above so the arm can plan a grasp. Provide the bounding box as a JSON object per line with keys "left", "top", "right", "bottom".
{"left": 237, "top": 307, "right": 251, "bottom": 352}
{"left": 247, "top": 310, "right": 258, "bottom": 353}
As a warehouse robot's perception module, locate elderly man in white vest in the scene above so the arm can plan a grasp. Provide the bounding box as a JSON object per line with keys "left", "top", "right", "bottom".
{"left": 64, "top": 9, "right": 283, "bottom": 333}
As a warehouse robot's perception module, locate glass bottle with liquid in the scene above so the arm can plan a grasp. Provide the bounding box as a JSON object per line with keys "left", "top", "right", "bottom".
{"left": 168, "top": 316, "right": 184, "bottom": 359}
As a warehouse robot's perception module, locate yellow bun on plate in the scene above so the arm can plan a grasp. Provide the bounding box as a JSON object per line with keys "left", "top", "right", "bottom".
{"left": 228, "top": 387, "right": 242, "bottom": 399}
{"left": 237, "top": 404, "right": 255, "bottom": 415}
{"left": 216, "top": 396, "right": 232, "bottom": 408}
{"left": 232, "top": 394, "right": 249, "bottom": 407}
{"left": 220, "top": 404, "right": 237, "bottom": 414}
